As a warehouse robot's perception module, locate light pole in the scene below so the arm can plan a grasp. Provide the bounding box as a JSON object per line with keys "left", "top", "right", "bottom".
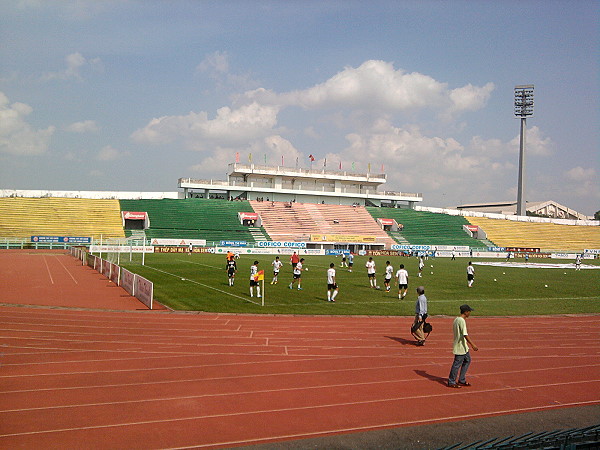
{"left": 514, "top": 85, "right": 534, "bottom": 216}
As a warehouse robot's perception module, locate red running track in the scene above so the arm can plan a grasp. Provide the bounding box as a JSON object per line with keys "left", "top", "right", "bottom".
{"left": 0, "top": 251, "right": 599, "bottom": 448}
{"left": 1, "top": 309, "right": 599, "bottom": 448}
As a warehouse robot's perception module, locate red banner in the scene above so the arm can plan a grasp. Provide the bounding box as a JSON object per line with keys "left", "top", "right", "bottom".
{"left": 239, "top": 212, "right": 259, "bottom": 221}
{"left": 122, "top": 211, "right": 147, "bottom": 220}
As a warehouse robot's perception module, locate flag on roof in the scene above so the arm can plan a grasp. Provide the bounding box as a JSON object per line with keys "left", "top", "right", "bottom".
{"left": 309, "top": 154, "right": 315, "bottom": 162}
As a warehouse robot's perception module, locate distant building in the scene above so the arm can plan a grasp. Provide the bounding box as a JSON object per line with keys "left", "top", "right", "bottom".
{"left": 179, "top": 162, "right": 423, "bottom": 208}
{"left": 454, "top": 200, "right": 591, "bottom": 220}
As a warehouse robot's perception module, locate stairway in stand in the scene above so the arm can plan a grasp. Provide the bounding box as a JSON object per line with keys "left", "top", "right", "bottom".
{"left": 248, "top": 227, "right": 269, "bottom": 241}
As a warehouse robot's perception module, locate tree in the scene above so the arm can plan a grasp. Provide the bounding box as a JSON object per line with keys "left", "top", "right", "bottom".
{"left": 594, "top": 210, "right": 600, "bottom": 221}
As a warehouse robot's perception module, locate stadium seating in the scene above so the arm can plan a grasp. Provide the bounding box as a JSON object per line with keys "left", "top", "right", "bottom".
{"left": 250, "top": 201, "right": 396, "bottom": 246}
{"left": 465, "top": 216, "right": 600, "bottom": 252}
{"left": 0, "top": 197, "right": 124, "bottom": 239}
{"left": 118, "top": 198, "right": 264, "bottom": 243}
{"left": 366, "top": 207, "right": 484, "bottom": 247}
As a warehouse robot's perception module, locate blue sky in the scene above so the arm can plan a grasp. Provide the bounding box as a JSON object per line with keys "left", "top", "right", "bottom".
{"left": 0, "top": 0, "right": 598, "bottom": 215}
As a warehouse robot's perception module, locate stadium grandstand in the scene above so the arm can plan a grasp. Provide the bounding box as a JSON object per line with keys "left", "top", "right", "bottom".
{"left": 0, "top": 160, "right": 598, "bottom": 253}
{"left": 0, "top": 197, "right": 124, "bottom": 240}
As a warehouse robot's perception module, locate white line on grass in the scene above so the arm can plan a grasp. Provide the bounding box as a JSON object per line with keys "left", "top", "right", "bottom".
{"left": 175, "top": 259, "right": 223, "bottom": 270}
{"left": 144, "top": 265, "right": 261, "bottom": 306}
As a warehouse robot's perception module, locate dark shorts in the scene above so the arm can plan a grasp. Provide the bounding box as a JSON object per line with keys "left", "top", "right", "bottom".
{"left": 384, "top": 277, "right": 392, "bottom": 282}
{"left": 273, "top": 271, "right": 279, "bottom": 276}
{"left": 467, "top": 274, "right": 474, "bottom": 281}
{"left": 293, "top": 273, "right": 301, "bottom": 279}
{"left": 398, "top": 283, "right": 408, "bottom": 289}
{"left": 368, "top": 273, "right": 376, "bottom": 278}
{"left": 227, "top": 270, "right": 235, "bottom": 277}
{"left": 250, "top": 280, "right": 259, "bottom": 286}
{"left": 328, "top": 283, "right": 338, "bottom": 290}
{"left": 292, "top": 262, "right": 298, "bottom": 268}
{"left": 348, "top": 262, "right": 353, "bottom": 267}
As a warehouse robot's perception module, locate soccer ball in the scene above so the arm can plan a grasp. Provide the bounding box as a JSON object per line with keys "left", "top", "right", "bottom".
{"left": 375, "top": 286, "right": 381, "bottom": 290}
{"left": 305, "top": 267, "right": 308, "bottom": 271}
{"left": 494, "top": 279, "right": 497, "bottom": 282}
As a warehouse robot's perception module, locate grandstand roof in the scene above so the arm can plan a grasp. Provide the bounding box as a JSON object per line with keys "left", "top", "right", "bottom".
{"left": 455, "top": 200, "right": 591, "bottom": 220}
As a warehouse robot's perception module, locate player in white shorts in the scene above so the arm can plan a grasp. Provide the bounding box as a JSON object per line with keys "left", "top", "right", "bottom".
{"left": 327, "top": 263, "right": 339, "bottom": 302}
{"left": 271, "top": 256, "right": 283, "bottom": 284}
{"left": 384, "top": 261, "right": 393, "bottom": 292}
{"left": 395, "top": 264, "right": 409, "bottom": 299}
{"left": 365, "top": 257, "right": 377, "bottom": 288}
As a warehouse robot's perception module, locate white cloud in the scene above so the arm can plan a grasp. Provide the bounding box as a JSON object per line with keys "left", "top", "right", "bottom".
{"left": 41, "top": 52, "right": 103, "bottom": 81}
{"left": 131, "top": 102, "right": 280, "bottom": 151}
{"left": 196, "top": 51, "right": 259, "bottom": 91}
{"left": 564, "top": 166, "right": 599, "bottom": 199}
{"left": 96, "top": 145, "right": 123, "bottom": 161}
{"left": 508, "top": 126, "right": 554, "bottom": 156}
{"left": 65, "top": 120, "right": 98, "bottom": 133}
{"left": 244, "top": 60, "right": 494, "bottom": 116}
{"left": 0, "top": 92, "right": 55, "bottom": 155}
{"left": 448, "top": 83, "right": 495, "bottom": 113}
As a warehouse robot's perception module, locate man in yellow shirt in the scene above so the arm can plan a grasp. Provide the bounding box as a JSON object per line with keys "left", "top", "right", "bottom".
{"left": 448, "top": 304, "right": 478, "bottom": 388}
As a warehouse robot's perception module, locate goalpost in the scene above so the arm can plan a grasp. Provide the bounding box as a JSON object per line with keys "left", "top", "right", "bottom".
{"left": 91, "top": 237, "right": 152, "bottom": 266}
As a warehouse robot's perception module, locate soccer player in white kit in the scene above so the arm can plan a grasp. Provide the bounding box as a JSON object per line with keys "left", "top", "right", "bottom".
{"left": 467, "top": 261, "right": 475, "bottom": 287}
{"left": 327, "top": 263, "right": 339, "bottom": 302}
{"left": 384, "top": 261, "right": 394, "bottom": 292}
{"left": 395, "top": 263, "right": 409, "bottom": 299}
{"left": 271, "top": 256, "right": 283, "bottom": 284}
{"left": 365, "top": 257, "right": 377, "bottom": 288}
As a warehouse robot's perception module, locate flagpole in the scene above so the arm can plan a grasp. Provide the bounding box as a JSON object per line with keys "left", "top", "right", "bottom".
{"left": 262, "top": 278, "right": 265, "bottom": 307}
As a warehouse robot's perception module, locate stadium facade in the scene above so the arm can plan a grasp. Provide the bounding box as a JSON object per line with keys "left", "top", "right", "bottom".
{"left": 179, "top": 163, "right": 423, "bottom": 208}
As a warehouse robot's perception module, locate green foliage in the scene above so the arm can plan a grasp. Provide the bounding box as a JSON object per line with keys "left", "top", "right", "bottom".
{"left": 122, "top": 253, "right": 600, "bottom": 316}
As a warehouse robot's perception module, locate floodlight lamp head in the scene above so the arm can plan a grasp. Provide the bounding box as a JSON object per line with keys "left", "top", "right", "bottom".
{"left": 514, "top": 85, "right": 534, "bottom": 118}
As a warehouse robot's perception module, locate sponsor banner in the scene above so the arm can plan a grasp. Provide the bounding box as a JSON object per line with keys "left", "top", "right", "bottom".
{"left": 551, "top": 253, "right": 579, "bottom": 259}
{"left": 31, "top": 236, "right": 91, "bottom": 244}
{"left": 368, "top": 249, "right": 402, "bottom": 256}
{"left": 435, "top": 245, "right": 470, "bottom": 252}
{"left": 239, "top": 212, "right": 259, "bottom": 221}
{"left": 90, "top": 245, "right": 154, "bottom": 253}
{"left": 120, "top": 268, "right": 135, "bottom": 296}
{"left": 256, "top": 241, "right": 307, "bottom": 248}
{"left": 506, "top": 247, "right": 540, "bottom": 253}
{"left": 585, "top": 249, "right": 600, "bottom": 255}
{"left": 326, "top": 249, "right": 351, "bottom": 255}
{"left": 488, "top": 247, "right": 506, "bottom": 252}
{"left": 109, "top": 263, "right": 120, "bottom": 284}
{"left": 434, "top": 251, "right": 472, "bottom": 258}
{"left": 391, "top": 244, "right": 431, "bottom": 251}
{"left": 513, "top": 252, "right": 550, "bottom": 258}
{"left": 122, "top": 211, "right": 147, "bottom": 220}
{"left": 155, "top": 246, "right": 213, "bottom": 253}
{"left": 377, "top": 218, "right": 395, "bottom": 226}
{"left": 149, "top": 238, "right": 206, "bottom": 246}
{"left": 220, "top": 240, "right": 247, "bottom": 247}
{"left": 300, "top": 248, "right": 325, "bottom": 255}
{"left": 310, "top": 234, "right": 377, "bottom": 243}
{"left": 465, "top": 225, "right": 479, "bottom": 232}
{"left": 134, "top": 275, "right": 153, "bottom": 309}
{"left": 214, "top": 246, "right": 325, "bottom": 255}
{"left": 471, "top": 251, "right": 511, "bottom": 258}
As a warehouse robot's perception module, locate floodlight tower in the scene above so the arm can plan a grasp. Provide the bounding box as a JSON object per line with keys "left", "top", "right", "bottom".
{"left": 514, "top": 85, "right": 534, "bottom": 216}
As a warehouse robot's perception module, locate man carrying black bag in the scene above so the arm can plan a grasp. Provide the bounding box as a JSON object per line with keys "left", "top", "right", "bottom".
{"left": 411, "top": 286, "right": 430, "bottom": 346}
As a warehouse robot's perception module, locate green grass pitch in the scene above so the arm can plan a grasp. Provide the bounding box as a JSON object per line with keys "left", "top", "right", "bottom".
{"left": 120, "top": 252, "right": 600, "bottom": 316}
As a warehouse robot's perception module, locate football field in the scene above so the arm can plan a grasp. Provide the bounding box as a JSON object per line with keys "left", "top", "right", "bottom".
{"left": 121, "top": 253, "right": 600, "bottom": 316}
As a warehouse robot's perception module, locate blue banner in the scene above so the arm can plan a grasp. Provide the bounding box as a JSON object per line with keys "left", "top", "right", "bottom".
{"left": 31, "top": 236, "right": 91, "bottom": 244}
{"left": 220, "top": 240, "right": 247, "bottom": 247}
